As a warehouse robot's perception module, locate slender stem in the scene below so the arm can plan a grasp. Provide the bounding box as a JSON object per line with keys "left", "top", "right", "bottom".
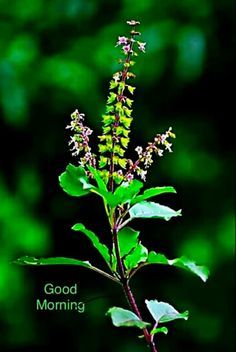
{"left": 112, "top": 224, "right": 158, "bottom": 352}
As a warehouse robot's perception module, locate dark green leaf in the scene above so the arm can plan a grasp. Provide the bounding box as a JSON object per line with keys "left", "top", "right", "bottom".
{"left": 86, "top": 165, "right": 114, "bottom": 203}
{"left": 107, "top": 307, "right": 150, "bottom": 329}
{"left": 147, "top": 251, "right": 209, "bottom": 282}
{"left": 129, "top": 201, "right": 181, "bottom": 221}
{"left": 109, "top": 180, "right": 143, "bottom": 207}
{"left": 145, "top": 299, "right": 189, "bottom": 324}
{"left": 59, "top": 163, "right": 91, "bottom": 197}
{"left": 131, "top": 186, "right": 176, "bottom": 206}
{"left": 124, "top": 243, "right": 148, "bottom": 270}
{"left": 118, "top": 227, "right": 139, "bottom": 258}
{"left": 14, "top": 256, "right": 118, "bottom": 282}
{"left": 87, "top": 165, "right": 107, "bottom": 192}
{"left": 72, "top": 223, "right": 110, "bottom": 264}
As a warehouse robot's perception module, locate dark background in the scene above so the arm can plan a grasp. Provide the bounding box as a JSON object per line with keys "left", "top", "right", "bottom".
{"left": 0, "top": 1, "right": 234, "bottom": 351}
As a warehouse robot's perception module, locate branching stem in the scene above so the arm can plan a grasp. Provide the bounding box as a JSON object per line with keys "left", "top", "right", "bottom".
{"left": 112, "top": 221, "right": 158, "bottom": 352}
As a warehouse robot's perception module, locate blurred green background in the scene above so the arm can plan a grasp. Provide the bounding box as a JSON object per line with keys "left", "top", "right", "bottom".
{"left": 0, "top": 0, "right": 234, "bottom": 351}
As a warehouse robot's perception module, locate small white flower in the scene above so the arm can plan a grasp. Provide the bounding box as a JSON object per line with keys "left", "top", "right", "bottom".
{"left": 138, "top": 42, "right": 146, "bottom": 53}
{"left": 165, "top": 142, "right": 172, "bottom": 152}
{"left": 113, "top": 72, "right": 121, "bottom": 83}
{"left": 140, "top": 170, "right": 147, "bottom": 181}
{"left": 135, "top": 146, "right": 143, "bottom": 155}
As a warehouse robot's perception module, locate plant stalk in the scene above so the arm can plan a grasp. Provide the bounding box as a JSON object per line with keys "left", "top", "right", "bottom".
{"left": 112, "top": 224, "right": 158, "bottom": 352}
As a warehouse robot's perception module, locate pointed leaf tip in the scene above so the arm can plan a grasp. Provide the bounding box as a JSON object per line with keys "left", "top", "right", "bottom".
{"left": 107, "top": 307, "right": 150, "bottom": 329}
{"left": 145, "top": 299, "right": 189, "bottom": 324}
{"left": 14, "top": 256, "right": 92, "bottom": 268}
{"left": 129, "top": 201, "right": 181, "bottom": 221}
{"left": 146, "top": 251, "right": 209, "bottom": 282}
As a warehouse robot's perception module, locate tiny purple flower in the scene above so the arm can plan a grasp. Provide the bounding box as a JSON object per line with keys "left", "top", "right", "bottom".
{"left": 116, "top": 36, "right": 128, "bottom": 46}
{"left": 126, "top": 173, "right": 134, "bottom": 182}
{"left": 123, "top": 44, "right": 131, "bottom": 54}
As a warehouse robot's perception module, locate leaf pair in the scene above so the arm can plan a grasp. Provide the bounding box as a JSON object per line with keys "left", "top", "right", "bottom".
{"left": 115, "top": 226, "right": 209, "bottom": 282}
{"left": 58, "top": 164, "right": 180, "bottom": 212}
{"left": 107, "top": 299, "right": 188, "bottom": 335}
{"left": 112, "top": 227, "right": 148, "bottom": 272}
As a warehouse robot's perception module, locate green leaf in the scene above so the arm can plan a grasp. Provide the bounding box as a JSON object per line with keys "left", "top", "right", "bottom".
{"left": 125, "top": 243, "right": 148, "bottom": 270}
{"left": 118, "top": 227, "right": 139, "bottom": 258}
{"left": 151, "top": 327, "right": 168, "bottom": 335}
{"left": 129, "top": 201, "right": 181, "bottom": 221}
{"left": 15, "top": 255, "right": 91, "bottom": 268}
{"left": 131, "top": 186, "right": 176, "bottom": 205}
{"left": 107, "top": 307, "right": 150, "bottom": 329}
{"left": 14, "top": 256, "right": 117, "bottom": 282}
{"left": 169, "top": 256, "right": 210, "bottom": 282}
{"left": 147, "top": 252, "right": 209, "bottom": 282}
{"left": 59, "top": 164, "right": 91, "bottom": 197}
{"left": 72, "top": 223, "right": 110, "bottom": 264}
{"left": 87, "top": 165, "right": 107, "bottom": 193}
{"left": 110, "top": 180, "right": 143, "bottom": 207}
{"left": 145, "top": 300, "right": 189, "bottom": 324}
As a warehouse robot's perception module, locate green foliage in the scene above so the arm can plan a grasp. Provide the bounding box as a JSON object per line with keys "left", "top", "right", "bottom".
{"left": 145, "top": 300, "right": 189, "bottom": 324}
{"left": 106, "top": 307, "right": 150, "bottom": 329}
{"left": 150, "top": 327, "right": 168, "bottom": 336}
{"left": 110, "top": 180, "right": 143, "bottom": 207}
{"left": 124, "top": 243, "right": 148, "bottom": 271}
{"left": 118, "top": 227, "right": 140, "bottom": 257}
{"left": 14, "top": 255, "right": 92, "bottom": 268}
{"left": 130, "top": 186, "right": 176, "bottom": 205}
{"left": 147, "top": 252, "right": 209, "bottom": 282}
{"left": 11, "top": 18, "right": 213, "bottom": 352}
{"left": 129, "top": 201, "right": 182, "bottom": 221}
{"left": 72, "top": 223, "right": 110, "bottom": 265}
{"left": 59, "top": 164, "right": 91, "bottom": 197}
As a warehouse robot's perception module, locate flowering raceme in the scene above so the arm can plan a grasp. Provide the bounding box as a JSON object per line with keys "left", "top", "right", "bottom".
{"left": 66, "top": 20, "right": 175, "bottom": 189}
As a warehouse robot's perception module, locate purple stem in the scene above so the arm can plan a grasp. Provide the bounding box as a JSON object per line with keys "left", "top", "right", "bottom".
{"left": 112, "top": 224, "right": 158, "bottom": 352}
